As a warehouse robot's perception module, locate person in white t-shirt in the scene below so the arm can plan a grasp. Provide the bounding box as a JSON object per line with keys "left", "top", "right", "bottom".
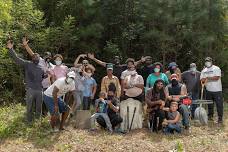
{"left": 44, "top": 71, "right": 76, "bottom": 130}
{"left": 200, "top": 57, "right": 223, "bottom": 123}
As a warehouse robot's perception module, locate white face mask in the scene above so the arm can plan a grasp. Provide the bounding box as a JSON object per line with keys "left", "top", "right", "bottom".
{"left": 66, "top": 77, "right": 74, "bottom": 84}
{"left": 129, "top": 70, "right": 137, "bottom": 76}
{"left": 205, "top": 62, "right": 212, "bottom": 68}
{"left": 191, "top": 67, "right": 196, "bottom": 72}
{"left": 55, "top": 60, "right": 62, "bottom": 66}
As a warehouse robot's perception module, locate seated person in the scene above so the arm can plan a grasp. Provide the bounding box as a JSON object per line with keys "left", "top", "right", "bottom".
{"left": 163, "top": 102, "right": 181, "bottom": 134}
{"left": 123, "top": 69, "right": 144, "bottom": 101}
{"left": 145, "top": 79, "right": 166, "bottom": 132}
{"left": 96, "top": 83, "right": 123, "bottom": 131}
{"left": 90, "top": 92, "right": 113, "bottom": 132}
{"left": 165, "top": 74, "right": 190, "bottom": 130}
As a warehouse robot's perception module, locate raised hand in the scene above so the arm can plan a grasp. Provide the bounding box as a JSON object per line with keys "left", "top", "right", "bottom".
{"left": 87, "top": 53, "right": 94, "bottom": 59}
{"left": 80, "top": 54, "right": 87, "bottom": 58}
{"left": 6, "top": 40, "right": 14, "bottom": 49}
{"left": 22, "top": 37, "right": 29, "bottom": 46}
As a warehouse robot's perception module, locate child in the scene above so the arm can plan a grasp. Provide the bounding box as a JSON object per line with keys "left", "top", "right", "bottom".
{"left": 90, "top": 91, "right": 113, "bottom": 132}
{"left": 163, "top": 102, "right": 181, "bottom": 134}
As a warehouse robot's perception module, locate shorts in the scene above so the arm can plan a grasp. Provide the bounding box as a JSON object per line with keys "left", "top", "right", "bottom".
{"left": 44, "top": 95, "right": 69, "bottom": 115}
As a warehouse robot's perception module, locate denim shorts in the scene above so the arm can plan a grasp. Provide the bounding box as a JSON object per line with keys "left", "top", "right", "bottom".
{"left": 44, "top": 95, "right": 69, "bottom": 115}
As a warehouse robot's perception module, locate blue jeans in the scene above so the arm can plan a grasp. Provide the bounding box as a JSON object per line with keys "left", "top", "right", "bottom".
{"left": 178, "top": 104, "right": 190, "bottom": 127}
{"left": 164, "top": 123, "right": 181, "bottom": 134}
{"left": 189, "top": 92, "right": 200, "bottom": 118}
{"left": 83, "top": 97, "right": 92, "bottom": 110}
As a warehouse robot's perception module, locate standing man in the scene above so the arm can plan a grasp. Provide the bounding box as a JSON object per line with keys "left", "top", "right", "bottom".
{"left": 138, "top": 56, "right": 154, "bottom": 85}
{"left": 200, "top": 57, "right": 223, "bottom": 124}
{"left": 101, "top": 64, "right": 121, "bottom": 98}
{"left": 7, "top": 40, "right": 45, "bottom": 123}
{"left": 44, "top": 71, "right": 76, "bottom": 130}
{"left": 182, "top": 63, "right": 201, "bottom": 118}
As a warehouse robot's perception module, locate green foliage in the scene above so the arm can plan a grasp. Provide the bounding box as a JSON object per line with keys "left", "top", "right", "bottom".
{"left": 0, "top": 0, "right": 228, "bottom": 103}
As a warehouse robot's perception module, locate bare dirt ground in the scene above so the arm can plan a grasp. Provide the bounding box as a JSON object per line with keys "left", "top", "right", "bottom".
{"left": 0, "top": 104, "right": 227, "bottom": 152}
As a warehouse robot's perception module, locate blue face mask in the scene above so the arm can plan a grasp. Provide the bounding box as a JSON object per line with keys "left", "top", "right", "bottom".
{"left": 154, "top": 68, "right": 160, "bottom": 73}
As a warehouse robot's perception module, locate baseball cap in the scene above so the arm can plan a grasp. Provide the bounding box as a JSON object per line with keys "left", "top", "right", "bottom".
{"left": 67, "top": 71, "right": 76, "bottom": 79}
{"left": 205, "top": 57, "right": 212, "bottom": 62}
{"left": 107, "top": 64, "right": 113, "bottom": 70}
{"left": 170, "top": 74, "right": 178, "bottom": 80}
{"left": 168, "top": 62, "right": 178, "bottom": 69}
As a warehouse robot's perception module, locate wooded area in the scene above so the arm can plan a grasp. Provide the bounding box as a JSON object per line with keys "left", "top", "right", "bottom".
{"left": 0, "top": 0, "right": 227, "bottom": 104}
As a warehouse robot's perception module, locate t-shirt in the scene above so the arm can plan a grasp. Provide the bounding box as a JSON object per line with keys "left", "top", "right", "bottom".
{"left": 95, "top": 99, "right": 108, "bottom": 113}
{"left": 167, "top": 111, "right": 181, "bottom": 125}
{"left": 50, "top": 65, "right": 69, "bottom": 80}
{"left": 71, "top": 67, "right": 85, "bottom": 92}
{"left": 181, "top": 70, "right": 201, "bottom": 94}
{"left": 107, "top": 97, "right": 120, "bottom": 119}
{"left": 146, "top": 73, "right": 169, "bottom": 89}
{"left": 39, "top": 58, "right": 55, "bottom": 89}
{"left": 200, "top": 65, "right": 222, "bottom": 92}
{"left": 139, "top": 65, "right": 154, "bottom": 85}
{"left": 82, "top": 77, "right": 97, "bottom": 97}
{"left": 44, "top": 77, "right": 75, "bottom": 97}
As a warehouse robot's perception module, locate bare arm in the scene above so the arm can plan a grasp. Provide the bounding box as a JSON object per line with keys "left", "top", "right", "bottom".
{"left": 22, "top": 37, "right": 34, "bottom": 56}
{"left": 87, "top": 53, "right": 106, "bottom": 67}
{"left": 167, "top": 112, "right": 180, "bottom": 124}
{"left": 108, "top": 101, "right": 119, "bottom": 112}
{"left": 74, "top": 54, "right": 87, "bottom": 67}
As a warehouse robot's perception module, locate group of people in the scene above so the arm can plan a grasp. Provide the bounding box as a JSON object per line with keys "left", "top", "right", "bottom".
{"left": 6, "top": 38, "right": 223, "bottom": 134}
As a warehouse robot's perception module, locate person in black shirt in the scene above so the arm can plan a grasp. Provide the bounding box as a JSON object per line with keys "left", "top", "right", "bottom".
{"left": 138, "top": 56, "right": 153, "bottom": 85}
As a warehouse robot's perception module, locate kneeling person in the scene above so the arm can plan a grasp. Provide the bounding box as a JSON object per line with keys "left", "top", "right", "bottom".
{"left": 44, "top": 71, "right": 76, "bottom": 130}
{"left": 91, "top": 92, "right": 113, "bottom": 132}
{"left": 97, "top": 83, "right": 123, "bottom": 130}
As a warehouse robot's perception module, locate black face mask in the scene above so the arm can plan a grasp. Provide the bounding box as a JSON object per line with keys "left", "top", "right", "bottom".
{"left": 171, "top": 79, "right": 178, "bottom": 86}
{"left": 33, "top": 60, "right": 39, "bottom": 65}
{"left": 107, "top": 95, "right": 114, "bottom": 100}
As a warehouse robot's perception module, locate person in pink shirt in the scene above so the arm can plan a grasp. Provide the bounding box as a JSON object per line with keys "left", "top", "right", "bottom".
{"left": 50, "top": 54, "right": 69, "bottom": 83}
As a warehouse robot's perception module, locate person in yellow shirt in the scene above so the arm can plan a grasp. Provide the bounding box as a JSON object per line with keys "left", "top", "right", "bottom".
{"left": 101, "top": 64, "right": 121, "bottom": 98}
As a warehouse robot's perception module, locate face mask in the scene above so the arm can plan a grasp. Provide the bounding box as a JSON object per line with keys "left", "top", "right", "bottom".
{"left": 171, "top": 79, "right": 178, "bottom": 86}
{"left": 107, "top": 95, "right": 114, "bottom": 100}
{"left": 205, "top": 62, "right": 212, "bottom": 68}
{"left": 191, "top": 67, "right": 196, "bottom": 72}
{"left": 55, "top": 60, "right": 62, "bottom": 66}
{"left": 154, "top": 68, "right": 160, "bottom": 73}
{"left": 33, "top": 59, "right": 39, "bottom": 65}
{"left": 66, "top": 77, "right": 74, "bottom": 84}
{"left": 129, "top": 70, "right": 137, "bottom": 76}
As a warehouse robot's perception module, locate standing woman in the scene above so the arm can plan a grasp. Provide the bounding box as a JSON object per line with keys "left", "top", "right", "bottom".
{"left": 146, "top": 62, "right": 169, "bottom": 91}
{"left": 50, "top": 54, "right": 69, "bottom": 83}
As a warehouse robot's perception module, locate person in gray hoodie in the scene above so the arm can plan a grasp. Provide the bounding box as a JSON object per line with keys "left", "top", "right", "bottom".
{"left": 7, "top": 40, "right": 46, "bottom": 123}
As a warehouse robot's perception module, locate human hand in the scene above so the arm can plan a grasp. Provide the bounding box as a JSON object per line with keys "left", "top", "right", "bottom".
{"left": 22, "top": 37, "right": 29, "bottom": 46}
{"left": 6, "top": 40, "right": 14, "bottom": 49}
{"left": 87, "top": 53, "right": 94, "bottom": 59}
{"left": 160, "top": 101, "right": 165, "bottom": 109}
{"left": 90, "top": 95, "right": 94, "bottom": 100}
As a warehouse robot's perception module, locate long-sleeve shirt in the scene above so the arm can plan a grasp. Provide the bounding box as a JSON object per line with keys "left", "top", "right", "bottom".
{"left": 8, "top": 49, "right": 44, "bottom": 91}
{"left": 101, "top": 75, "right": 121, "bottom": 98}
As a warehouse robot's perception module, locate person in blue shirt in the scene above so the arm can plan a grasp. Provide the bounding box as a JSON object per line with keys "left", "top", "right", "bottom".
{"left": 146, "top": 62, "right": 169, "bottom": 91}
{"left": 82, "top": 68, "right": 97, "bottom": 110}
{"left": 90, "top": 91, "right": 113, "bottom": 132}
